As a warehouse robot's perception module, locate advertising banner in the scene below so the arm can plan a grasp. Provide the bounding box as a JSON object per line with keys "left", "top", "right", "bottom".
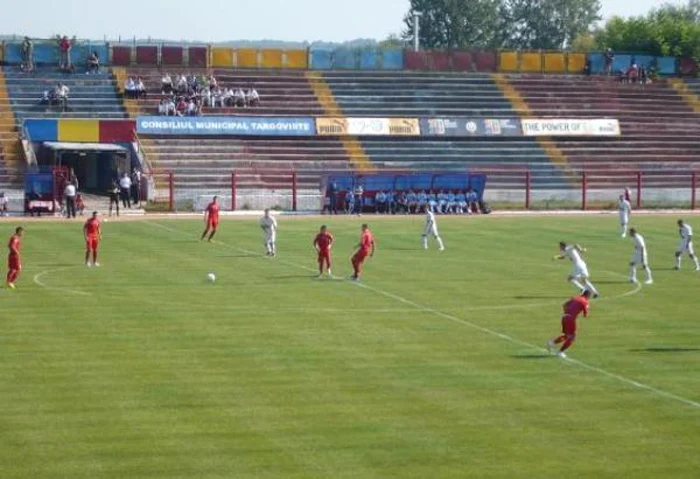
{"left": 420, "top": 118, "right": 522, "bottom": 137}
{"left": 521, "top": 119, "right": 621, "bottom": 137}
{"left": 136, "top": 116, "right": 316, "bottom": 136}
{"left": 316, "top": 118, "right": 420, "bottom": 136}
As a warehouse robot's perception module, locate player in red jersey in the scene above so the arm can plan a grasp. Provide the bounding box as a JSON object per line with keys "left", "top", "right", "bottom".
{"left": 351, "top": 223, "right": 375, "bottom": 281}
{"left": 313, "top": 225, "right": 334, "bottom": 278}
{"left": 201, "top": 196, "right": 220, "bottom": 242}
{"left": 6, "top": 226, "right": 24, "bottom": 289}
{"left": 547, "top": 290, "right": 592, "bottom": 358}
{"left": 83, "top": 211, "right": 102, "bottom": 267}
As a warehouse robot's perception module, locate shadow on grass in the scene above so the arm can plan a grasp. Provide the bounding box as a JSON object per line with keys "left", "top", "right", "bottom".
{"left": 593, "top": 280, "right": 629, "bottom": 285}
{"left": 267, "top": 275, "right": 319, "bottom": 281}
{"left": 511, "top": 354, "right": 551, "bottom": 359}
{"left": 215, "top": 254, "right": 260, "bottom": 258}
{"left": 630, "top": 347, "right": 700, "bottom": 353}
{"left": 514, "top": 295, "right": 561, "bottom": 300}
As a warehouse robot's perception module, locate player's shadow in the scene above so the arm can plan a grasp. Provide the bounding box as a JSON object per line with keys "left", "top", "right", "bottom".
{"left": 630, "top": 347, "right": 700, "bottom": 353}
{"left": 593, "top": 280, "right": 628, "bottom": 285}
{"left": 514, "top": 295, "right": 561, "bottom": 300}
{"left": 268, "top": 275, "right": 319, "bottom": 281}
{"left": 215, "top": 254, "right": 259, "bottom": 258}
{"left": 511, "top": 354, "right": 551, "bottom": 359}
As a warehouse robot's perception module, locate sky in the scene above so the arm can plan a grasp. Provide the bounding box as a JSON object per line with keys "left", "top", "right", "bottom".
{"left": 0, "top": 0, "right": 677, "bottom": 43}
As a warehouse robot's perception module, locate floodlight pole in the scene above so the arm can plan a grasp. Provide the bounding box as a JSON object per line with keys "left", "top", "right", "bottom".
{"left": 413, "top": 11, "right": 422, "bottom": 52}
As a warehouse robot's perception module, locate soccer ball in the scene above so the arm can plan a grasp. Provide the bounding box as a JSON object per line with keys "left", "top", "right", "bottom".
{"left": 206, "top": 273, "right": 216, "bottom": 283}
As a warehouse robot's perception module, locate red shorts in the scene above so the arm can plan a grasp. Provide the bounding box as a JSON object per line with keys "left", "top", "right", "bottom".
{"left": 353, "top": 250, "right": 369, "bottom": 263}
{"left": 318, "top": 251, "right": 331, "bottom": 264}
{"left": 208, "top": 219, "right": 219, "bottom": 229}
{"left": 561, "top": 315, "right": 577, "bottom": 336}
{"left": 86, "top": 237, "right": 99, "bottom": 251}
{"left": 8, "top": 254, "right": 20, "bottom": 270}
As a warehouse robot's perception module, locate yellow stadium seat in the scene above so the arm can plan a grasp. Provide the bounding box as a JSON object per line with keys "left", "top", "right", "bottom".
{"left": 499, "top": 51, "right": 518, "bottom": 71}
{"left": 521, "top": 52, "right": 543, "bottom": 72}
{"left": 285, "top": 49, "right": 308, "bottom": 69}
{"left": 567, "top": 53, "right": 587, "bottom": 73}
{"left": 211, "top": 47, "right": 234, "bottom": 67}
{"left": 260, "top": 49, "right": 283, "bottom": 69}
{"left": 236, "top": 49, "right": 259, "bottom": 68}
{"left": 544, "top": 53, "right": 566, "bottom": 73}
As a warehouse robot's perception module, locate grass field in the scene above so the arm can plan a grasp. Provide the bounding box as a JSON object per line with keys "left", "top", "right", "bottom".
{"left": 1, "top": 214, "right": 699, "bottom": 478}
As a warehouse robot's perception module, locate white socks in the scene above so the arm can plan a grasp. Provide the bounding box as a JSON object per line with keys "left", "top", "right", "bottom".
{"left": 436, "top": 236, "right": 445, "bottom": 250}
{"left": 422, "top": 235, "right": 445, "bottom": 250}
{"left": 571, "top": 279, "right": 585, "bottom": 290}
{"left": 583, "top": 280, "right": 599, "bottom": 295}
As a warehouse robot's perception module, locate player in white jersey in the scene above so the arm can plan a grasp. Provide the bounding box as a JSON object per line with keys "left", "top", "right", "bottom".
{"left": 555, "top": 242, "right": 600, "bottom": 297}
{"left": 629, "top": 228, "right": 653, "bottom": 284}
{"left": 618, "top": 194, "right": 631, "bottom": 237}
{"left": 674, "top": 219, "right": 700, "bottom": 271}
{"left": 422, "top": 210, "right": 445, "bottom": 251}
{"left": 259, "top": 208, "right": 278, "bottom": 257}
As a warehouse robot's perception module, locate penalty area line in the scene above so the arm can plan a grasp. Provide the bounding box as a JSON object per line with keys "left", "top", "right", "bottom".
{"left": 146, "top": 221, "right": 700, "bottom": 410}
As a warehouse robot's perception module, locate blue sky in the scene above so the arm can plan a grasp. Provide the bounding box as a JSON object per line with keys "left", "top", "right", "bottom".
{"left": 0, "top": 0, "right": 673, "bottom": 43}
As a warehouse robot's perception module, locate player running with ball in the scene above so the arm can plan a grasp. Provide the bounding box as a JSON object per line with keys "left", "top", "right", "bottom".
{"left": 422, "top": 209, "right": 445, "bottom": 251}
{"left": 555, "top": 242, "right": 599, "bottom": 297}
{"left": 674, "top": 219, "right": 700, "bottom": 271}
{"left": 547, "top": 289, "right": 592, "bottom": 359}
{"left": 313, "top": 225, "right": 334, "bottom": 278}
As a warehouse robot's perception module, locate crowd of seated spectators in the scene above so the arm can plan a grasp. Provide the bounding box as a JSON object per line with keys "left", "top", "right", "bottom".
{"left": 40, "top": 82, "right": 70, "bottom": 111}
{"left": 338, "top": 187, "right": 482, "bottom": 215}
{"left": 141, "top": 73, "right": 260, "bottom": 117}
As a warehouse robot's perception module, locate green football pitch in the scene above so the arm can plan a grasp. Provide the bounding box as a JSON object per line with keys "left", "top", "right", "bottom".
{"left": 1, "top": 214, "right": 699, "bottom": 478}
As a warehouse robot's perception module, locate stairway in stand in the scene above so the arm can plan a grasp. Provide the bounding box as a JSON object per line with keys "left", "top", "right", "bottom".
{"left": 0, "top": 67, "right": 22, "bottom": 190}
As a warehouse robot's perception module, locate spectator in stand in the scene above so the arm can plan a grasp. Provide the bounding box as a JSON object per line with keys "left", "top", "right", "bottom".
{"left": 75, "top": 193, "right": 85, "bottom": 216}
{"left": 639, "top": 65, "right": 648, "bottom": 85}
{"left": 223, "top": 88, "right": 234, "bottom": 107}
{"left": 210, "top": 75, "right": 217, "bottom": 89}
{"left": 247, "top": 87, "right": 260, "bottom": 107}
{"left": 70, "top": 168, "right": 79, "bottom": 191}
{"left": 386, "top": 190, "right": 396, "bottom": 215}
{"left": 157, "top": 98, "right": 166, "bottom": 115}
{"left": 201, "top": 87, "right": 212, "bottom": 107}
{"left": 161, "top": 73, "right": 173, "bottom": 94}
{"left": 0, "top": 192, "right": 8, "bottom": 216}
{"left": 119, "top": 172, "right": 132, "bottom": 209}
{"left": 58, "top": 36, "right": 72, "bottom": 70}
{"left": 87, "top": 51, "right": 100, "bottom": 73}
{"left": 55, "top": 82, "right": 69, "bottom": 112}
{"left": 136, "top": 77, "right": 147, "bottom": 98}
{"left": 166, "top": 97, "right": 176, "bottom": 116}
{"left": 176, "top": 97, "right": 187, "bottom": 116}
{"left": 446, "top": 190, "right": 457, "bottom": 214}
{"left": 234, "top": 88, "right": 246, "bottom": 107}
{"left": 375, "top": 190, "right": 387, "bottom": 214}
{"left": 604, "top": 48, "right": 615, "bottom": 76}
{"left": 176, "top": 75, "right": 187, "bottom": 94}
{"left": 466, "top": 188, "right": 479, "bottom": 214}
{"left": 64, "top": 181, "right": 77, "bottom": 218}
{"left": 21, "top": 36, "right": 34, "bottom": 72}
{"left": 627, "top": 63, "right": 639, "bottom": 84}
{"left": 125, "top": 77, "right": 137, "bottom": 98}
{"left": 437, "top": 189, "right": 448, "bottom": 214}
{"left": 186, "top": 98, "right": 198, "bottom": 116}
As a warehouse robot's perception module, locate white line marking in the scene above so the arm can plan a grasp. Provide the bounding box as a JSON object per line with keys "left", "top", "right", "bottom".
{"left": 33, "top": 266, "right": 92, "bottom": 296}
{"left": 147, "top": 221, "right": 700, "bottom": 410}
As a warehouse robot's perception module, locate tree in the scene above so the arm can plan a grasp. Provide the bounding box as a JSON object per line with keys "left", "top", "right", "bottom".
{"left": 378, "top": 34, "right": 405, "bottom": 49}
{"left": 594, "top": 1, "right": 700, "bottom": 60}
{"left": 401, "top": 0, "right": 501, "bottom": 49}
{"left": 499, "top": 0, "right": 601, "bottom": 49}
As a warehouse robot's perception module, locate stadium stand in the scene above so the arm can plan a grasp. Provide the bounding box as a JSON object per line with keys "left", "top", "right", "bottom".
{"left": 0, "top": 68, "right": 22, "bottom": 189}
{"left": 116, "top": 68, "right": 324, "bottom": 117}
{"left": 3, "top": 66, "right": 126, "bottom": 127}
{"left": 505, "top": 75, "right": 700, "bottom": 179}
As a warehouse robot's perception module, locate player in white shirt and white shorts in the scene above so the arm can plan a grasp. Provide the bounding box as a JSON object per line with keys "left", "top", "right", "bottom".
{"left": 629, "top": 228, "right": 653, "bottom": 284}
{"left": 259, "top": 209, "right": 278, "bottom": 257}
{"left": 618, "top": 194, "right": 631, "bottom": 237}
{"left": 675, "top": 219, "right": 700, "bottom": 271}
{"left": 422, "top": 210, "right": 444, "bottom": 251}
{"left": 555, "top": 242, "right": 599, "bottom": 297}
